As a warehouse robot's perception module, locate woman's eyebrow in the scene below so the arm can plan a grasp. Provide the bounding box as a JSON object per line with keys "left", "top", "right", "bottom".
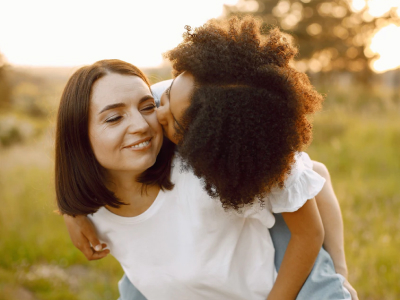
{"left": 98, "top": 95, "right": 154, "bottom": 114}
{"left": 138, "top": 95, "right": 155, "bottom": 104}
{"left": 99, "top": 103, "right": 125, "bottom": 114}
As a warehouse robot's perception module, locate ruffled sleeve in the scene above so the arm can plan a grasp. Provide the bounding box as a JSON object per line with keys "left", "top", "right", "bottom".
{"left": 266, "top": 152, "right": 326, "bottom": 214}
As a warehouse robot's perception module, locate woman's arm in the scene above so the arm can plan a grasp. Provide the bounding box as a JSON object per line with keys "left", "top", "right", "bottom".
{"left": 63, "top": 214, "right": 109, "bottom": 260}
{"left": 267, "top": 198, "right": 324, "bottom": 300}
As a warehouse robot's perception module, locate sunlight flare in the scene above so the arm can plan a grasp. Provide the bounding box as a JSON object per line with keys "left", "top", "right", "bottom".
{"left": 369, "top": 24, "right": 400, "bottom": 72}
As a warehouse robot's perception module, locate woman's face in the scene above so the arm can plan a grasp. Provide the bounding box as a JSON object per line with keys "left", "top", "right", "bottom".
{"left": 88, "top": 73, "right": 163, "bottom": 178}
{"left": 156, "top": 72, "right": 194, "bottom": 144}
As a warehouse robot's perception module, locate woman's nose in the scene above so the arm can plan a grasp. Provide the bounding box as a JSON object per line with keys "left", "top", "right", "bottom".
{"left": 127, "top": 114, "right": 149, "bottom": 134}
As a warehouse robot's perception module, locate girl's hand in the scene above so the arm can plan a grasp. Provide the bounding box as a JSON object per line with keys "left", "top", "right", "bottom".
{"left": 63, "top": 214, "right": 110, "bottom": 260}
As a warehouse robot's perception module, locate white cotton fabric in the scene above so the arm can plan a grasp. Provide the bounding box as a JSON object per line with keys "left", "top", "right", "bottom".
{"left": 151, "top": 79, "right": 172, "bottom": 107}
{"left": 88, "top": 153, "right": 325, "bottom": 300}
{"left": 267, "top": 152, "right": 326, "bottom": 213}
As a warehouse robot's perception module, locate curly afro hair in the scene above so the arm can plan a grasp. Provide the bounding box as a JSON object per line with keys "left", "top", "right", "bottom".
{"left": 164, "top": 16, "right": 324, "bottom": 211}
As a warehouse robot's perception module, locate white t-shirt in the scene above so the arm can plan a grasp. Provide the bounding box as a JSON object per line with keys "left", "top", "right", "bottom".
{"left": 88, "top": 152, "right": 325, "bottom": 300}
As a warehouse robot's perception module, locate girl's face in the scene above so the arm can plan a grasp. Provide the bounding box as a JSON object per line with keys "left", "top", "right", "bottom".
{"left": 156, "top": 72, "right": 194, "bottom": 144}
{"left": 88, "top": 73, "right": 163, "bottom": 179}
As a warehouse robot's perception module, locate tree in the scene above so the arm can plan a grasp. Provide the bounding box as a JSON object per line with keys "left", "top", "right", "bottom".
{"left": 224, "top": 0, "right": 400, "bottom": 80}
{"left": 0, "top": 52, "right": 11, "bottom": 108}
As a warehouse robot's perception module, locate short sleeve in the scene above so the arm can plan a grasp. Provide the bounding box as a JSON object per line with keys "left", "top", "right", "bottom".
{"left": 266, "top": 152, "right": 326, "bottom": 214}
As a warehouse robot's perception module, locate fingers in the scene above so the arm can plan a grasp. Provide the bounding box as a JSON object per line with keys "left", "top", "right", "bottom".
{"left": 63, "top": 214, "right": 109, "bottom": 261}
{"left": 81, "top": 239, "right": 110, "bottom": 261}
{"left": 79, "top": 218, "right": 106, "bottom": 251}
{"left": 89, "top": 235, "right": 103, "bottom": 252}
{"left": 90, "top": 248, "right": 111, "bottom": 260}
{"left": 343, "top": 279, "right": 359, "bottom": 300}
{"left": 349, "top": 287, "right": 359, "bottom": 300}
{"left": 76, "top": 215, "right": 109, "bottom": 258}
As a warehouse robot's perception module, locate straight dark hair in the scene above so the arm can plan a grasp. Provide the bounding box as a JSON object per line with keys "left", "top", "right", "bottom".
{"left": 55, "top": 59, "right": 175, "bottom": 216}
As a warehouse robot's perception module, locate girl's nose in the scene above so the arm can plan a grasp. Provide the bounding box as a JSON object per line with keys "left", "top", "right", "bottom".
{"left": 156, "top": 105, "right": 167, "bottom": 126}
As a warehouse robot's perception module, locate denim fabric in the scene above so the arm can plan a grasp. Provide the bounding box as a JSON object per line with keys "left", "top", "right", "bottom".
{"left": 118, "top": 274, "right": 147, "bottom": 300}
{"left": 271, "top": 213, "right": 351, "bottom": 300}
{"left": 118, "top": 213, "right": 351, "bottom": 300}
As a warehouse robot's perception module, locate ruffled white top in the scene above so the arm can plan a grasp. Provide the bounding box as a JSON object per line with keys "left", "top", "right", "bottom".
{"left": 89, "top": 152, "right": 325, "bottom": 300}
{"left": 269, "top": 152, "right": 325, "bottom": 213}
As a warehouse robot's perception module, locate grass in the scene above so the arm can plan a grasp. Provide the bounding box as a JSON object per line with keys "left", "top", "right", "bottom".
{"left": 307, "top": 98, "right": 400, "bottom": 300}
{"left": 0, "top": 83, "right": 399, "bottom": 299}
{"left": 0, "top": 133, "right": 123, "bottom": 300}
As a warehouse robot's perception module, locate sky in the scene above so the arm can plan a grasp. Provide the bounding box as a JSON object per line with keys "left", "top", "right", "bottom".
{"left": 1, "top": 0, "right": 400, "bottom": 73}
{"left": 0, "top": 0, "right": 238, "bottom": 68}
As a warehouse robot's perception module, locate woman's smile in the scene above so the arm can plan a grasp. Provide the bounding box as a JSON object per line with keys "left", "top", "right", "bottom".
{"left": 123, "top": 137, "right": 152, "bottom": 150}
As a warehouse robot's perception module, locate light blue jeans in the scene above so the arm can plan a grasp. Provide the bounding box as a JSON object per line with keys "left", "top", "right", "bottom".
{"left": 118, "top": 213, "right": 351, "bottom": 300}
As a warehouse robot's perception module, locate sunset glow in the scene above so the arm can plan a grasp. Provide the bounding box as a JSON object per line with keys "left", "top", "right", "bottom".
{"left": 1, "top": 0, "right": 400, "bottom": 73}
{"left": 369, "top": 24, "right": 400, "bottom": 73}
{"left": 0, "top": 0, "right": 238, "bottom": 68}
{"left": 367, "top": 0, "right": 400, "bottom": 17}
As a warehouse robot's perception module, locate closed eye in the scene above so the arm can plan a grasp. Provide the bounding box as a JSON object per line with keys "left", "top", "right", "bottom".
{"left": 141, "top": 104, "right": 156, "bottom": 112}
{"left": 105, "top": 115, "right": 122, "bottom": 123}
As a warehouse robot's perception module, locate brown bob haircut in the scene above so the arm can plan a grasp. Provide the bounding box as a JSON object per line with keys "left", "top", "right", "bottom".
{"left": 55, "top": 59, "right": 175, "bottom": 216}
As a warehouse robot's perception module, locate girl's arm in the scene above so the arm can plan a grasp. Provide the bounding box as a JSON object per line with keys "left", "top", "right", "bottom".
{"left": 312, "top": 161, "right": 358, "bottom": 299}
{"left": 267, "top": 198, "right": 324, "bottom": 300}
{"left": 312, "top": 161, "right": 347, "bottom": 276}
{"left": 63, "top": 214, "right": 109, "bottom": 260}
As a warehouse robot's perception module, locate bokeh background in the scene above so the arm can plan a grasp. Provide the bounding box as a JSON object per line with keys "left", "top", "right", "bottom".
{"left": 0, "top": 0, "right": 399, "bottom": 299}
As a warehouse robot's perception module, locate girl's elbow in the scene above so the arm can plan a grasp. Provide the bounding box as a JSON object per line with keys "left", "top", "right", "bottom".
{"left": 303, "top": 223, "right": 325, "bottom": 248}
{"left": 311, "top": 224, "right": 325, "bottom": 248}
{"left": 292, "top": 225, "right": 324, "bottom": 247}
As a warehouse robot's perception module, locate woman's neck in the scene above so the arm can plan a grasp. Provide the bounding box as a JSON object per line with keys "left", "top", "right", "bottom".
{"left": 105, "top": 172, "right": 160, "bottom": 217}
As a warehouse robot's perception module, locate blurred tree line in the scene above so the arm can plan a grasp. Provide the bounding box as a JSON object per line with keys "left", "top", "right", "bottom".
{"left": 0, "top": 50, "right": 175, "bottom": 148}
{"left": 0, "top": 52, "right": 11, "bottom": 108}
{"left": 0, "top": 50, "right": 65, "bottom": 147}
{"left": 225, "top": 0, "right": 400, "bottom": 83}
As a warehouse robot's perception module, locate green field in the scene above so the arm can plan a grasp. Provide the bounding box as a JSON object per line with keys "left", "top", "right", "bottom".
{"left": 0, "top": 81, "right": 399, "bottom": 299}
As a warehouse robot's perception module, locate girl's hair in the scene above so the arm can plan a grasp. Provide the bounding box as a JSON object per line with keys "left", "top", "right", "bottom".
{"left": 55, "top": 59, "right": 175, "bottom": 216}
{"left": 164, "top": 16, "right": 323, "bottom": 211}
